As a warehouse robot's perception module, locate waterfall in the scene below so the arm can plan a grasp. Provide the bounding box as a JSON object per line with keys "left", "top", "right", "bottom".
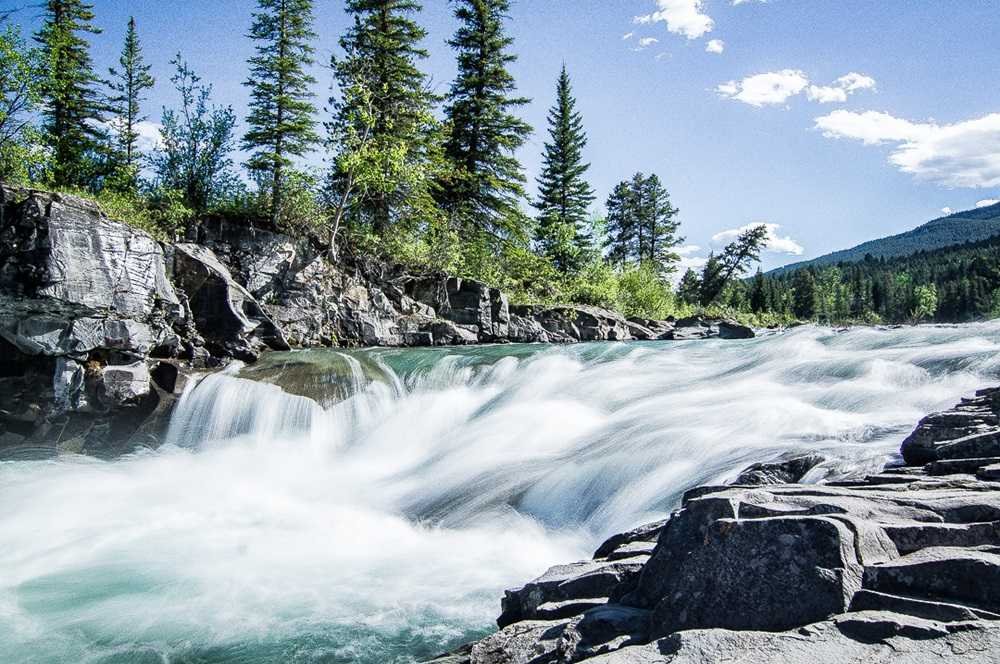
{"left": 2, "top": 322, "right": 999, "bottom": 663}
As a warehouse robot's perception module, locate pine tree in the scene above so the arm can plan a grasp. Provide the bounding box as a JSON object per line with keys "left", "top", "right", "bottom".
{"left": 604, "top": 178, "right": 638, "bottom": 266}
{"left": 534, "top": 65, "right": 594, "bottom": 272}
{"left": 442, "top": 0, "right": 532, "bottom": 239}
{"left": 792, "top": 269, "right": 817, "bottom": 319}
{"left": 330, "top": 0, "right": 439, "bottom": 236}
{"left": 107, "top": 17, "right": 154, "bottom": 178}
{"left": 35, "top": 0, "right": 105, "bottom": 188}
{"left": 637, "top": 173, "right": 682, "bottom": 275}
{"left": 243, "top": 0, "right": 319, "bottom": 226}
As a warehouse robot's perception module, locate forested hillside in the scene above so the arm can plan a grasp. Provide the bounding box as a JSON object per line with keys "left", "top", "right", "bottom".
{"left": 770, "top": 203, "right": 1000, "bottom": 276}
{"left": 736, "top": 235, "right": 1000, "bottom": 324}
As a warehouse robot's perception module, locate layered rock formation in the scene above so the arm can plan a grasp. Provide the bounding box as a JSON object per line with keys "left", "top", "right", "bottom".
{"left": 432, "top": 388, "right": 1000, "bottom": 663}
{"left": 0, "top": 185, "right": 756, "bottom": 454}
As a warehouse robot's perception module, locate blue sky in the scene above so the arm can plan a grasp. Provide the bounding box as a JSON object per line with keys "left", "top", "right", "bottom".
{"left": 4, "top": 0, "right": 1000, "bottom": 270}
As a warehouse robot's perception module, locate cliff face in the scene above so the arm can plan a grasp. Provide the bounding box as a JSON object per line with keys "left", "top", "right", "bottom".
{"left": 0, "top": 185, "right": 753, "bottom": 455}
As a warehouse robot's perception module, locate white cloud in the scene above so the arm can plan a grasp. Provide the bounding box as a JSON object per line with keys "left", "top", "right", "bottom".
{"left": 706, "top": 39, "right": 725, "bottom": 54}
{"left": 805, "top": 74, "right": 875, "bottom": 104}
{"left": 676, "top": 244, "right": 702, "bottom": 255}
{"left": 717, "top": 70, "right": 808, "bottom": 108}
{"left": 722, "top": 70, "right": 876, "bottom": 108}
{"left": 634, "top": 0, "right": 714, "bottom": 40}
{"left": 977, "top": 199, "right": 999, "bottom": 208}
{"left": 836, "top": 72, "right": 877, "bottom": 93}
{"left": 941, "top": 207, "right": 954, "bottom": 215}
{"left": 655, "top": 51, "right": 671, "bottom": 61}
{"left": 623, "top": 32, "right": 634, "bottom": 40}
{"left": 806, "top": 85, "right": 848, "bottom": 104}
{"left": 732, "top": 0, "right": 767, "bottom": 4}
{"left": 135, "top": 120, "right": 165, "bottom": 153}
{"left": 815, "top": 111, "right": 1000, "bottom": 188}
{"left": 638, "top": 37, "right": 659, "bottom": 48}
{"left": 712, "top": 223, "right": 805, "bottom": 255}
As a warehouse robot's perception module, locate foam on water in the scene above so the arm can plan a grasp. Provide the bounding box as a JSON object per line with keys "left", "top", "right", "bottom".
{"left": 2, "top": 324, "right": 999, "bottom": 663}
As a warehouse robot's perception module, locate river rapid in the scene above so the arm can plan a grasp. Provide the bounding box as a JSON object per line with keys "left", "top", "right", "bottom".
{"left": 2, "top": 323, "right": 999, "bottom": 663}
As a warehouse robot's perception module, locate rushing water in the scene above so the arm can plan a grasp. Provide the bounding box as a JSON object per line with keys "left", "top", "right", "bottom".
{"left": 2, "top": 324, "right": 1000, "bottom": 663}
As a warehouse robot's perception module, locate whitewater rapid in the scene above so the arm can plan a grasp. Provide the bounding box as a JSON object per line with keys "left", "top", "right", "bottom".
{"left": 2, "top": 324, "right": 999, "bottom": 663}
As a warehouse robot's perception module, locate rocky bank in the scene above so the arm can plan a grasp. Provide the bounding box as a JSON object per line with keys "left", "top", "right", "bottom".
{"left": 429, "top": 389, "right": 1000, "bottom": 663}
{"left": 0, "top": 185, "right": 753, "bottom": 455}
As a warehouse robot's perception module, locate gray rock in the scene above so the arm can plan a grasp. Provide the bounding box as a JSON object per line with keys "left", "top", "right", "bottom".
{"left": 499, "top": 559, "right": 648, "bottom": 628}
{"left": 863, "top": 546, "right": 1000, "bottom": 613}
{"left": 735, "top": 452, "right": 828, "bottom": 485}
{"left": 173, "top": 243, "right": 290, "bottom": 358}
{"left": 100, "top": 361, "right": 151, "bottom": 406}
{"left": 717, "top": 320, "right": 755, "bottom": 339}
{"left": 511, "top": 305, "right": 632, "bottom": 342}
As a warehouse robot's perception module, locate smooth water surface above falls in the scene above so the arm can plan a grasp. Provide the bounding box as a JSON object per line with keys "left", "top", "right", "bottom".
{"left": 2, "top": 324, "right": 1000, "bottom": 663}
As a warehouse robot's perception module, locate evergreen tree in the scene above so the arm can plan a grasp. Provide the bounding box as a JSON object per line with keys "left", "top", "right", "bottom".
{"left": 106, "top": 17, "right": 154, "bottom": 178}
{"left": 749, "top": 268, "right": 767, "bottom": 313}
{"left": 677, "top": 268, "right": 701, "bottom": 305}
{"left": 698, "top": 225, "right": 769, "bottom": 305}
{"left": 330, "top": 0, "right": 439, "bottom": 236}
{"left": 791, "top": 269, "right": 817, "bottom": 319}
{"left": 442, "top": 0, "right": 532, "bottom": 239}
{"left": 637, "top": 173, "right": 682, "bottom": 275}
{"left": 534, "top": 65, "right": 595, "bottom": 272}
{"left": 604, "top": 180, "right": 637, "bottom": 267}
{"left": 243, "top": 0, "right": 319, "bottom": 226}
{"left": 34, "top": 0, "right": 105, "bottom": 188}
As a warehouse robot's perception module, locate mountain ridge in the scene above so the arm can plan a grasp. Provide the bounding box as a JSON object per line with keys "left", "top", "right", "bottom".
{"left": 768, "top": 201, "right": 1000, "bottom": 275}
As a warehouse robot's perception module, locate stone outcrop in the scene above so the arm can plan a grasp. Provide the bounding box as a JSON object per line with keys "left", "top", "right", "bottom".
{"left": 0, "top": 186, "right": 191, "bottom": 455}
{"left": 0, "top": 184, "right": 760, "bottom": 455}
{"left": 430, "top": 389, "right": 1000, "bottom": 663}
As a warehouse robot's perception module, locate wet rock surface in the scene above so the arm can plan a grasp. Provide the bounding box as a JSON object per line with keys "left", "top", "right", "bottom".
{"left": 430, "top": 389, "right": 1000, "bottom": 663}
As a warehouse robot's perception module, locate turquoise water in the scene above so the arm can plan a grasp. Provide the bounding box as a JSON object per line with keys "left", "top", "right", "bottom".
{"left": 2, "top": 324, "right": 1000, "bottom": 663}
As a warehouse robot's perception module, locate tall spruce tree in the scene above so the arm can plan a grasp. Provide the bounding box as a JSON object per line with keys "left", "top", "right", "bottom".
{"left": 637, "top": 173, "right": 682, "bottom": 275}
{"left": 243, "top": 0, "right": 319, "bottom": 226}
{"left": 107, "top": 17, "right": 154, "bottom": 177}
{"left": 604, "top": 173, "right": 682, "bottom": 275}
{"left": 35, "top": 0, "right": 105, "bottom": 188}
{"left": 534, "top": 65, "right": 595, "bottom": 272}
{"left": 442, "top": 0, "right": 532, "bottom": 239}
{"left": 330, "top": 0, "right": 439, "bottom": 236}
{"left": 604, "top": 180, "right": 637, "bottom": 267}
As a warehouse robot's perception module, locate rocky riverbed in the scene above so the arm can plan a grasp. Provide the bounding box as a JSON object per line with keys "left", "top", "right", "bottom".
{"left": 431, "top": 388, "right": 1000, "bottom": 663}
{"left": 0, "top": 185, "right": 752, "bottom": 456}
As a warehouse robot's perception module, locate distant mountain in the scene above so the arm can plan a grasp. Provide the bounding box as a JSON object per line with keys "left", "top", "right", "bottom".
{"left": 769, "top": 202, "right": 1000, "bottom": 276}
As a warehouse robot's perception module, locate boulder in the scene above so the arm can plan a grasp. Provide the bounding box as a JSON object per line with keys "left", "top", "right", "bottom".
{"left": 172, "top": 243, "right": 290, "bottom": 359}
{"left": 734, "top": 452, "right": 828, "bottom": 485}
{"left": 499, "top": 559, "right": 648, "bottom": 628}
{"left": 512, "top": 305, "right": 632, "bottom": 342}
{"left": 717, "top": 320, "right": 755, "bottom": 339}
{"left": 100, "top": 361, "right": 151, "bottom": 406}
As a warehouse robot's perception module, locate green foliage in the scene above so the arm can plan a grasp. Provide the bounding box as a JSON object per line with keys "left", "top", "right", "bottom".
{"left": 0, "top": 24, "right": 45, "bottom": 184}
{"left": 749, "top": 235, "right": 1000, "bottom": 323}
{"left": 330, "top": 0, "right": 440, "bottom": 239}
{"left": 106, "top": 16, "right": 154, "bottom": 177}
{"left": 150, "top": 55, "right": 238, "bottom": 217}
{"left": 441, "top": 0, "right": 532, "bottom": 240}
{"left": 772, "top": 202, "right": 1000, "bottom": 277}
{"left": 615, "top": 262, "right": 677, "bottom": 319}
{"left": 35, "top": 0, "right": 106, "bottom": 189}
{"left": 603, "top": 172, "right": 682, "bottom": 276}
{"left": 791, "top": 269, "right": 817, "bottom": 319}
{"left": 243, "top": 0, "right": 319, "bottom": 224}
{"left": 535, "top": 66, "right": 595, "bottom": 273}
{"left": 697, "top": 225, "right": 768, "bottom": 305}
